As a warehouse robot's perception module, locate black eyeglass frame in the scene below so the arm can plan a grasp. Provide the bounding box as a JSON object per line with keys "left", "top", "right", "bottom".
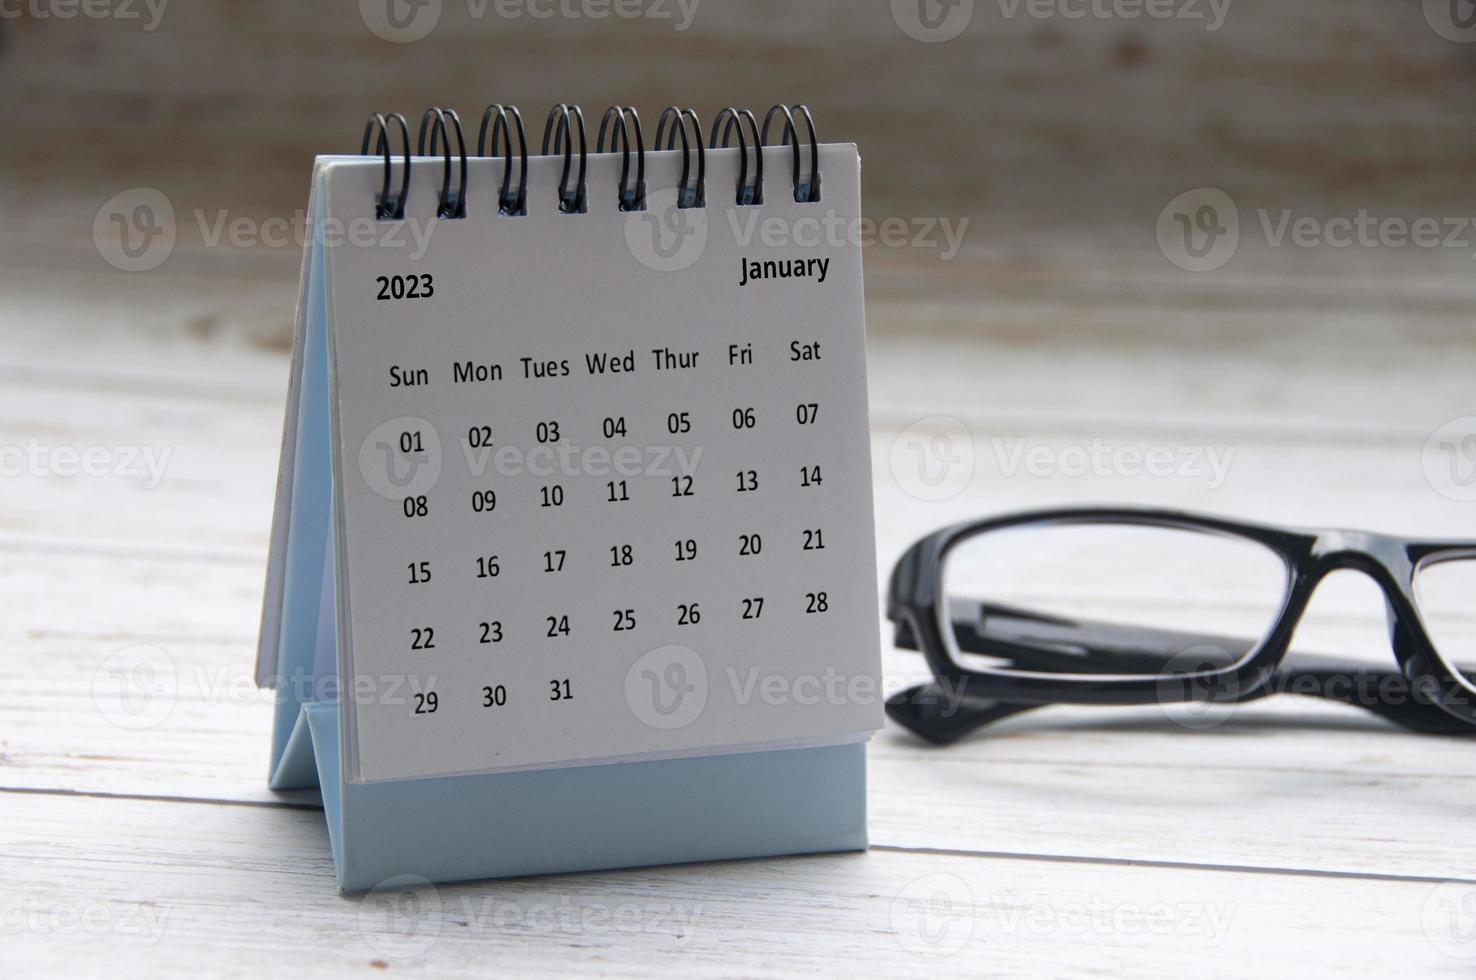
{"left": 886, "top": 506, "right": 1476, "bottom": 724}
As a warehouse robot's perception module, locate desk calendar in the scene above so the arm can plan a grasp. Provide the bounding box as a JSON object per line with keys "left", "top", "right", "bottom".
{"left": 255, "top": 103, "right": 882, "bottom": 890}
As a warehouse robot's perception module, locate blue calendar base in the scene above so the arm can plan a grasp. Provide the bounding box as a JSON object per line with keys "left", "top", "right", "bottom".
{"left": 271, "top": 701, "right": 869, "bottom": 893}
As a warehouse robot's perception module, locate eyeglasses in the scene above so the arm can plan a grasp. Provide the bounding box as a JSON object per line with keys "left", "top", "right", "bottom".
{"left": 884, "top": 507, "right": 1476, "bottom": 743}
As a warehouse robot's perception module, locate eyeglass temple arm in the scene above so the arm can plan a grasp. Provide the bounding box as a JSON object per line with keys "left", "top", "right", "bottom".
{"left": 886, "top": 600, "right": 1471, "bottom": 743}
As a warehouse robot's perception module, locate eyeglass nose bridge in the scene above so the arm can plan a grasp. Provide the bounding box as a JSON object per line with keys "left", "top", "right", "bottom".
{"left": 1306, "top": 528, "right": 1414, "bottom": 585}
{"left": 1296, "top": 529, "right": 1435, "bottom": 685}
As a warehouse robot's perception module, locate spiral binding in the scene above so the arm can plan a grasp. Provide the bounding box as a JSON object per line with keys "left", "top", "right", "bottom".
{"left": 360, "top": 103, "right": 821, "bottom": 218}
{"left": 596, "top": 106, "right": 647, "bottom": 212}
{"left": 709, "top": 107, "right": 763, "bottom": 207}
{"left": 417, "top": 107, "right": 468, "bottom": 219}
{"left": 360, "top": 112, "right": 411, "bottom": 220}
{"left": 655, "top": 106, "right": 704, "bottom": 209}
{"left": 477, "top": 104, "right": 528, "bottom": 216}
{"left": 542, "top": 103, "right": 589, "bottom": 214}
{"left": 762, "top": 104, "right": 821, "bottom": 204}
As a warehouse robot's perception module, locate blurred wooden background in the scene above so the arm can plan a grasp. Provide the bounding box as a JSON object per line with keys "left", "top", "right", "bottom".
{"left": 2, "top": 0, "right": 1474, "bottom": 304}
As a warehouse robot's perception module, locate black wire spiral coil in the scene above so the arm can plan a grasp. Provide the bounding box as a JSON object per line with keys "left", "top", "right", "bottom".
{"left": 360, "top": 103, "right": 821, "bottom": 218}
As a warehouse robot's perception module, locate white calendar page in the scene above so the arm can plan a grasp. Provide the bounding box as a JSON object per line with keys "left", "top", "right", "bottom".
{"left": 321, "top": 145, "right": 882, "bottom": 783}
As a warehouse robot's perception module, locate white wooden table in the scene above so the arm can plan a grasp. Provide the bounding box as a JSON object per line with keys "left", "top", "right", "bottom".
{"left": 3, "top": 249, "right": 1474, "bottom": 978}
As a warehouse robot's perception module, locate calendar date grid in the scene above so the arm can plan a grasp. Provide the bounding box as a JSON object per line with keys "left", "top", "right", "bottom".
{"left": 365, "top": 343, "right": 846, "bottom": 723}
